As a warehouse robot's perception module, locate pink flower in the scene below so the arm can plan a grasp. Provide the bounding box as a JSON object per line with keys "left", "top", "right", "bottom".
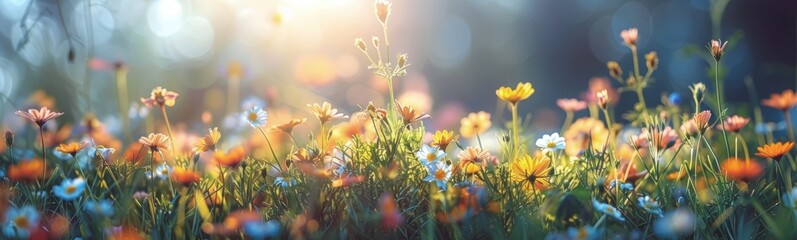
{"left": 642, "top": 127, "right": 679, "bottom": 151}
{"left": 719, "top": 115, "right": 749, "bottom": 133}
{"left": 556, "top": 98, "right": 587, "bottom": 113}
{"left": 621, "top": 28, "right": 638, "bottom": 47}
{"left": 16, "top": 107, "right": 64, "bottom": 127}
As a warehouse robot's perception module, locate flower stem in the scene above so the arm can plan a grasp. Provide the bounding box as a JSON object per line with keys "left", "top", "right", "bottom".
{"left": 786, "top": 110, "right": 796, "bottom": 142}
{"left": 635, "top": 88, "right": 647, "bottom": 110}
{"left": 257, "top": 127, "right": 280, "bottom": 162}
{"left": 39, "top": 126, "right": 47, "bottom": 174}
{"left": 714, "top": 61, "right": 731, "bottom": 154}
{"left": 160, "top": 106, "right": 178, "bottom": 159}
{"left": 631, "top": 46, "right": 641, "bottom": 80}
{"left": 561, "top": 111, "right": 573, "bottom": 132}
{"left": 511, "top": 104, "right": 520, "bottom": 160}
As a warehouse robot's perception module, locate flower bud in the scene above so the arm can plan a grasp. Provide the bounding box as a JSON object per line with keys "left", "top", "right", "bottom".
{"left": 597, "top": 89, "right": 609, "bottom": 109}
{"left": 355, "top": 38, "right": 367, "bottom": 52}
{"left": 4, "top": 130, "right": 13, "bottom": 147}
{"left": 396, "top": 54, "right": 408, "bottom": 69}
{"left": 372, "top": 36, "right": 380, "bottom": 49}
{"left": 607, "top": 61, "right": 622, "bottom": 79}
{"left": 375, "top": 0, "right": 391, "bottom": 25}
{"left": 709, "top": 39, "right": 728, "bottom": 61}
{"left": 689, "top": 83, "right": 706, "bottom": 103}
{"left": 645, "top": 51, "right": 658, "bottom": 70}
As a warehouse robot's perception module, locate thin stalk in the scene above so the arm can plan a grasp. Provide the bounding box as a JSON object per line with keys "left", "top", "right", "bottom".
{"left": 785, "top": 110, "right": 796, "bottom": 142}
{"left": 257, "top": 127, "right": 280, "bottom": 162}
{"left": 734, "top": 133, "right": 750, "bottom": 160}
{"left": 561, "top": 111, "right": 573, "bottom": 132}
{"left": 631, "top": 46, "right": 641, "bottom": 80}
{"left": 511, "top": 104, "right": 520, "bottom": 160}
{"left": 39, "top": 126, "right": 46, "bottom": 174}
{"left": 160, "top": 106, "right": 178, "bottom": 159}
{"left": 714, "top": 61, "right": 731, "bottom": 154}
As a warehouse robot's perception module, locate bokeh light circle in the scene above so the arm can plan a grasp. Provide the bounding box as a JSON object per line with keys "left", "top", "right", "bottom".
{"left": 428, "top": 15, "right": 471, "bottom": 69}
{"left": 147, "top": 0, "right": 184, "bottom": 37}
{"left": 174, "top": 17, "right": 215, "bottom": 59}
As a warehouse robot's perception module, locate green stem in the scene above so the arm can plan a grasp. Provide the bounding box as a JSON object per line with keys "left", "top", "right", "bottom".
{"left": 714, "top": 61, "right": 731, "bottom": 155}
{"left": 160, "top": 106, "right": 178, "bottom": 159}
{"left": 39, "top": 126, "right": 46, "bottom": 175}
{"left": 786, "top": 110, "right": 796, "bottom": 143}
{"left": 511, "top": 104, "right": 520, "bottom": 160}
{"left": 257, "top": 127, "right": 280, "bottom": 162}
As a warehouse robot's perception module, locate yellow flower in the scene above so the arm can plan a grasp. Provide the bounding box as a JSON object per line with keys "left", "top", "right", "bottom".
{"left": 460, "top": 112, "right": 492, "bottom": 138}
{"left": 563, "top": 118, "right": 608, "bottom": 156}
{"left": 271, "top": 118, "right": 307, "bottom": 134}
{"left": 431, "top": 130, "right": 458, "bottom": 151}
{"left": 395, "top": 101, "right": 430, "bottom": 124}
{"left": 307, "top": 102, "right": 348, "bottom": 125}
{"left": 140, "top": 86, "right": 179, "bottom": 107}
{"left": 56, "top": 142, "right": 86, "bottom": 157}
{"left": 194, "top": 128, "right": 221, "bottom": 153}
{"left": 496, "top": 82, "right": 534, "bottom": 106}
{"left": 510, "top": 154, "right": 552, "bottom": 191}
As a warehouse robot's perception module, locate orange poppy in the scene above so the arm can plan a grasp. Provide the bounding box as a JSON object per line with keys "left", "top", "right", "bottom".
{"left": 8, "top": 159, "right": 46, "bottom": 182}
{"left": 214, "top": 146, "right": 246, "bottom": 168}
{"left": 720, "top": 158, "right": 763, "bottom": 182}
{"left": 172, "top": 167, "right": 201, "bottom": 186}
{"left": 755, "top": 142, "right": 794, "bottom": 161}
{"left": 761, "top": 89, "right": 797, "bottom": 111}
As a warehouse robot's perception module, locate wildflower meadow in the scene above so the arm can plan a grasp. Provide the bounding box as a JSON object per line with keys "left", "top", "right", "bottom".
{"left": 0, "top": 0, "right": 796, "bottom": 239}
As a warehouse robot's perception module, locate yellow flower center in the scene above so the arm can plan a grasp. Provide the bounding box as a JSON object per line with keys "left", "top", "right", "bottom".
{"left": 434, "top": 169, "right": 447, "bottom": 180}
{"left": 14, "top": 216, "right": 29, "bottom": 228}
{"left": 426, "top": 153, "right": 437, "bottom": 161}
{"left": 66, "top": 185, "right": 77, "bottom": 194}
{"left": 547, "top": 141, "right": 557, "bottom": 148}
{"left": 605, "top": 207, "right": 615, "bottom": 214}
{"left": 247, "top": 112, "right": 259, "bottom": 122}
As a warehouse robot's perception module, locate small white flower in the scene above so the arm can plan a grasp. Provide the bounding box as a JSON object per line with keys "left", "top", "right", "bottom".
{"left": 535, "top": 132, "right": 566, "bottom": 152}
{"left": 637, "top": 196, "right": 663, "bottom": 217}
{"left": 423, "top": 162, "right": 452, "bottom": 191}
{"left": 416, "top": 144, "right": 446, "bottom": 166}
{"left": 592, "top": 199, "right": 625, "bottom": 221}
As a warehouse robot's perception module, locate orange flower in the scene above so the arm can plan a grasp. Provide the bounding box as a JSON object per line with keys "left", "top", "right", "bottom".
{"left": 331, "top": 175, "right": 365, "bottom": 188}
{"left": 172, "top": 167, "right": 201, "bottom": 186}
{"left": 8, "top": 159, "right": 46, "bottom": 182}
{"left": 56, "top": 142, "right": 86, "bottom": 157}
{"left": 563, "top": 118, "right": 608, "bottom": 156}
{"left": 762, "top": 89, "right": 797, "bottom": 111}
{"left": 460, "top": 112, "right": 491, "bottom": 138}
{"left": 214, "top": 146, "right": 246, "bottom": 168}
{"left": 15, "top": 107, "right": 63, "bottom": 127}
{"left": 140, "top": 86, "right": 179, "bottom": 107}
{"left": 271, "top": 118, "right": 307, "bottom": 133}
{"left": 395, "top": 101, "right": 431, "bottom": 124}
{"left": 720, "top": 158, "right": 763, "bottom": 182}
{"left": 755, "top": 142, "right": 794, "bottom": 161}
{"left": 456, "top": 147, "right": 491, "bottom": 174}
{"left": 139, "top": 133, "right": 170, "bottom": 153}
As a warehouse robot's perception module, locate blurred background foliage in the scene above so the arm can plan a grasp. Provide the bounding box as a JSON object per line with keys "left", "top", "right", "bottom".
{"left": 0, "top": 0, "right": 794, "bottom": 143}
